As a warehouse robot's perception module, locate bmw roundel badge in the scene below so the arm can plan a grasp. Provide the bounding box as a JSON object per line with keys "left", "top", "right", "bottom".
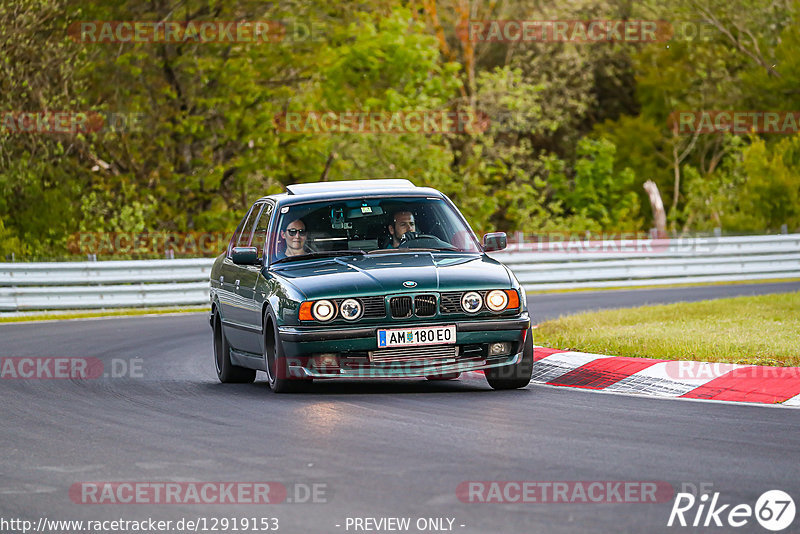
{"left": 403, "top": 280, "right": 417, "bottom": 288}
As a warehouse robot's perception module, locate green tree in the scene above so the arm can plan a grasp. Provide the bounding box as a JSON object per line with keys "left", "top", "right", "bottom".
{"left": 547, "top": 137, "right": 641, "bottom": 232}
{"left": 685, "top": 135, "right": 800, "bottom": 232}
{"left": 0, "top": 0, "right": 92, "bottom": 258}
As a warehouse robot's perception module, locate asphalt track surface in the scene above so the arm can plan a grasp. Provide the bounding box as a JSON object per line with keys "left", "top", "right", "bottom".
{"left": 2, "top": 282, "right": 799, "bottom": 534}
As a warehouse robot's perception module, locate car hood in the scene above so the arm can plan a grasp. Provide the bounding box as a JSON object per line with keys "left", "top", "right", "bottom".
{"left": 270, "top": 252, "right": 512, "bottom": 299}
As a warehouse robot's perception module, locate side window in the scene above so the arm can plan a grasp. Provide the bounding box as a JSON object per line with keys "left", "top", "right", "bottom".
{"left": 227, "top": 204, "right": 258, "bottom": 257}
{"left": 251, "top": 203, "right": 274, "bottom": 259}
{"left": 237, "top": 203, "right": 264, "bottom": 247}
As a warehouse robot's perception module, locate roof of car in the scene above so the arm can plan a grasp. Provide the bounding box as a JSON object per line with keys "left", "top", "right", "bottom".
{"left": 255, "top": 180, "right": 445, "bottom": 205}
{"left": 285, "top": 179, "right": 415, "bottom": 195}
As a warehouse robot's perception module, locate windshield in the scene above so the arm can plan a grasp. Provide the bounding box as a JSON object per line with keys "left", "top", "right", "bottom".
{"left": 269, "top": 196, "right": 481, "bottom": 263}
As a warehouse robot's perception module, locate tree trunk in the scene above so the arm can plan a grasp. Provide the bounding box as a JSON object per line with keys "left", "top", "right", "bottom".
{"left": 643, "top": 180, "right": 667, "bottom": 238}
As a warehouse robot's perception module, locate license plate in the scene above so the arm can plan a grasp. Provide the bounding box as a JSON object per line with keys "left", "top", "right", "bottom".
{"left": 377, "top": 325, "right": 456, "bottom": 348}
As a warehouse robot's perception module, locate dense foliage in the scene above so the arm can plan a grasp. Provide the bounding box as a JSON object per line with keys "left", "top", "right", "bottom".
{"left": 1, "top": 0, "right": 799, "bottom": 259}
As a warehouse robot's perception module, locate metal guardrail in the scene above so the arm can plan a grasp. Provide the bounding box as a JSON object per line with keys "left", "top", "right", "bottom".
{"left": 490, "top": 233, "right": 800, "bottom": 291}
{"left": 0, "top": 259, "right": 213, "bottom": 311}
{"left": 1, "top": 234, "right": 798, "bottom": 311}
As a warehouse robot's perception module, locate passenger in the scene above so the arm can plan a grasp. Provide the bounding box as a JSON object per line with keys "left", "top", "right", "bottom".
{"left": 276, "top": 218, "right": 310, "bottom": 259}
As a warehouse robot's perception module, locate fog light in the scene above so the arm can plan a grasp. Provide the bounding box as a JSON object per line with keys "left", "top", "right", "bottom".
{"left": 310, "top": 353, "right": 339, "bottom": 370}
{"left": 489, "top": 342, "right": 511, "bottom": 356}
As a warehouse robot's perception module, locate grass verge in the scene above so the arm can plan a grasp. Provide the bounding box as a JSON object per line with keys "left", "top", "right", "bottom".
{"left": 536, "top": 291, "right": 800, "bottom": 367}
{"left": 528, "top": 277, "right": 800, "bottom": 294}
{"left": 0, "top": 306, "right": 207, "bottom": 323}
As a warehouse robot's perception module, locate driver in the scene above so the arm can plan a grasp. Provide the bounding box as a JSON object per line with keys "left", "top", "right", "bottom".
{"left": 385, "top": 211, "right": 416, "bottom": 248}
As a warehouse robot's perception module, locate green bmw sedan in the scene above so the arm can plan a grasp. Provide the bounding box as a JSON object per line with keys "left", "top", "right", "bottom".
{"left": 209, "top": 179, "right": 533, "bottom": 392}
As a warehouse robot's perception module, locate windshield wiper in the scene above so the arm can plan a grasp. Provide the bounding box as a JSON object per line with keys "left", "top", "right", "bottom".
{"left": 272, "top": 250, "right": 366, "bottom": 264}
{"left": 367, "top": 246, "right": 460, "bottom": 254}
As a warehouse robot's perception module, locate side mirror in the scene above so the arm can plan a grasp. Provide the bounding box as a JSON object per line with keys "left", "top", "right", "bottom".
{"left": 483, "top": 232, "right": 507, "bottom": 252}
{"left": 231, "top": 246, "right": 260, "bottom": 265}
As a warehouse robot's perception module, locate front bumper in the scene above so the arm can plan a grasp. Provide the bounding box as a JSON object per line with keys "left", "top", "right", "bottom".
{"left": 277, "top": 314, "right": 530, "bottom": 379}
{"left": 289, "top": 351, "right": 523, "bottom": 379}
{"left": 278, "top": 315, "right": 529, "bottom": 342}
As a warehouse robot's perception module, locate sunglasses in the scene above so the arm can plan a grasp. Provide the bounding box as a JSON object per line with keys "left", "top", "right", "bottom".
{"left": 285, "top": 228, "right": 306, "bottom": 236}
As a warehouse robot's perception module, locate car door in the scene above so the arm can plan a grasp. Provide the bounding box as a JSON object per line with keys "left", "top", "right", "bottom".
{"left": 233, "top": 202, "right": 274, "bottom": 354}
{"left": 219, "top": 203, "right": 261, "bottom": 351}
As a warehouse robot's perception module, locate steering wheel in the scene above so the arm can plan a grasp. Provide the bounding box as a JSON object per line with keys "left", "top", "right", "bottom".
{"left": 398, "top": 232, "right": 455, "bottom": 249}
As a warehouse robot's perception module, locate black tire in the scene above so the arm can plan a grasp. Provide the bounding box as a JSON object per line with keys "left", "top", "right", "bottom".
{"left": 484, "top": 329, "right": 534, "bottom": 390}
{"left": 263, "top": 311, "right": 303, "bottom": 393}
{"left": 426, "top": 372, "right": 461, "bottom": 380}
{"left": 213, "top": 312, "right": 256, "bottom": 384}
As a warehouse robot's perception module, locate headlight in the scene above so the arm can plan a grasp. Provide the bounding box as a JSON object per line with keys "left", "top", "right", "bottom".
{"left": 312, "top": 300, "right": 336, "bottom": 321}
{"left": 486, "top": 290, "right": 509, "bottom": 311}
{"left": 339, "top": 298, "right": 363, "bottom": 321}
{"left": 461, "top": 291, "right": 483, "bottom": 313}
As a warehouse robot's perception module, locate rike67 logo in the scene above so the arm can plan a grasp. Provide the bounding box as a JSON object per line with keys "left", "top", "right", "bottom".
{"left": 668, "top": 489, "right": 795, "bottom": 531}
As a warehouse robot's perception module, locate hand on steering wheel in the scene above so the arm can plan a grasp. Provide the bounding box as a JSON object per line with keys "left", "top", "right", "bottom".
{"left": 399, "top": 231, "right": 419, "bottom": 244}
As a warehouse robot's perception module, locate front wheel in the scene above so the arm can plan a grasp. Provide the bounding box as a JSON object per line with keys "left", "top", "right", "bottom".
{"left": 213, "top": 312, "right": 256, "bottom": 384}
{"left": 264, "top": 311, "right": 304, "bottom": 393}
{"left": 484, "top": 330, "right": 534, "bottom": 390}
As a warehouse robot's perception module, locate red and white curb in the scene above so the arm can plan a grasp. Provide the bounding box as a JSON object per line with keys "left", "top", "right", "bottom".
{"left": 526, "top": 347, "right": 800, "bottom": 407}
